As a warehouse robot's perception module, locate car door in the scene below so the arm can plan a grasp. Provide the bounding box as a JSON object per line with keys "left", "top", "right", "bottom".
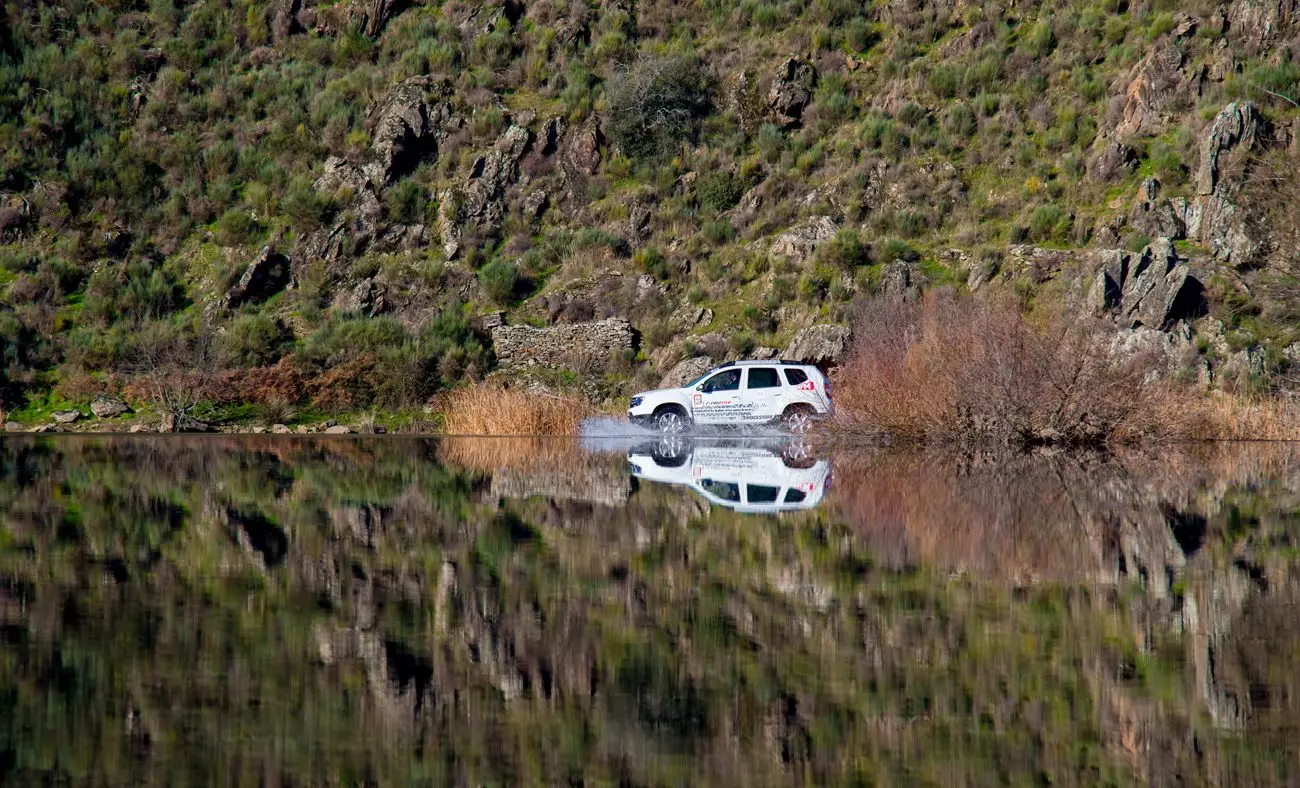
{"left": 691, "top": 369, "right": 744, "bottom": 424}
{"left": 743, "top": 367, "right": 785, "bottom": 422}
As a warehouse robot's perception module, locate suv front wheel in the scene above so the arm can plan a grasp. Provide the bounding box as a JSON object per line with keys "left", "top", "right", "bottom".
{"left": 653, "top": 406, "right": 690, "bottom": 434}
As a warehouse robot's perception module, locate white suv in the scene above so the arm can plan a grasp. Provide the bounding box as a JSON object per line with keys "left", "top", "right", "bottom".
{"left": 628, "top": 361, "right": 833, "bottom": 433}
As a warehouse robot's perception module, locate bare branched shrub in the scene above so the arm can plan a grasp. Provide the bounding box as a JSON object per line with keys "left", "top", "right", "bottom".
{"left": 831, "top": 291, "right": 1211, "bottom": 446}
{"left": 605, "top": 54, "right": 711, "bottom": 159}
{"left": 440, "top": 383, "right": 592, "bottom": 436}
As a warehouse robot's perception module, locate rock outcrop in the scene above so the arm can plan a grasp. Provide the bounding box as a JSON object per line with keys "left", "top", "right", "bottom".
{"left": 769, "top": 216, "right": 837, "bottom": 264}
{"left": 784, "top": 324, "right": 851, "bottom": 366}
{"left": 1088, "top": 239, "right": 1207, "bottom": 329}
{"left": 1114, "top": 45, "right": 1202, "bottom": 139}
{"left": 226, "top": 247, "right": 290, "bottom": 309}
{"left": 659, "top": 356, "right": 714, "bottom": 389}
{"left": 1087, "top": 139, "right": 1139, "bottom": 182}
{"left": 365, "top": 76, "right": 455, "bottom": 186}
{"left": 1115, "top": 103, "right": 1268, "bottom": 266}
{"left": 491, "top": 318, "right": 635, "bottom": 372}
{"left": 767, "top": 57, "right": 817, "bottom": 128}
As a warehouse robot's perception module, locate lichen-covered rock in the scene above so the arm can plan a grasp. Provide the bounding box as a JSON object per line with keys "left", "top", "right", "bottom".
{"left": 784, "top": 325, "right": 851, "bottom": 366}
{"left": 52, "top": 410, "right": 81, "bottom": 424}
{"left": 767, "top": 57, "right": 817, "bottom": 128}
{"left": 659, "top": 356, "right": 714, "bottom": 389}
{"left": 491, "top": 318, "right": 634, "bottom": 372}
{"left": 769, "top": 216, "right": 837, "bottom": 264}
{"left": 90, "top": 395, "right": 130, "bottom": 419}
{"left": 563, "top": 116, "right": 603, "bottom": 177}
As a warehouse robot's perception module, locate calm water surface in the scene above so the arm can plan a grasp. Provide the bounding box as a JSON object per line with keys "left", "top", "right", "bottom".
{"left": 1, "top": 435, "right": 1298, "bottom": 786}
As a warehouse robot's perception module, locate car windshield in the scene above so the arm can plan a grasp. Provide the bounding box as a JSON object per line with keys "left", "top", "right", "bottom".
{"left": 682, "top": 369, "right": 718, "bottom": 389}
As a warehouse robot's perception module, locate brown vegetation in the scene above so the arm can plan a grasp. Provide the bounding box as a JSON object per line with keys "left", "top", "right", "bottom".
{"left": 829, "top": 291, "right": 1300, "bottom": 446}
{"left": 439, "top": 383, "right": 593, "bottom": 436}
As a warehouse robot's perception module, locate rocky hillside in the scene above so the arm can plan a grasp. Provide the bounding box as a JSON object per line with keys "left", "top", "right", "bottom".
{"left": 1, "top": 0, "right": 1299, "bottom": 422}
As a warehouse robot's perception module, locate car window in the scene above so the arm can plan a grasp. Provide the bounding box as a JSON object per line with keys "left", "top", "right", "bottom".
{"left": 784, "top": 368, "right": 809, "bottom": 386}
{"left": 747, "top": 485, "right": 780, "bottom": 503}
{"left": 699, "top": 369, "right": 741, "bottom": 393}
{"left": 701, "top": 479, "right": 740, "bottom": 502}
{"left": 746, "top": 368, "right": 781, "bottom": 389}
{"left": 784, "top": 488, "right": 807, "bottom": 503}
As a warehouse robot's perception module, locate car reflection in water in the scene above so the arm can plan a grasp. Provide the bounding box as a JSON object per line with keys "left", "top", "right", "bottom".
{"left": 626, "top": 437, "right": 831, "bottom": 513}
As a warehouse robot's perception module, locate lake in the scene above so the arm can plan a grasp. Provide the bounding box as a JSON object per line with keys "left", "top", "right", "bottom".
{"left": 1, "top": 435, "right": 1298, "bottom": 785}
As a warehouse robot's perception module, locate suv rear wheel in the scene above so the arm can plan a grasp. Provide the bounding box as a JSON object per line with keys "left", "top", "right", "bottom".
{"left": 781, "top": 405, "right": 816, "bottom": 434}
{"left": 653, "top": 405, "right": 690, "bottom": 434}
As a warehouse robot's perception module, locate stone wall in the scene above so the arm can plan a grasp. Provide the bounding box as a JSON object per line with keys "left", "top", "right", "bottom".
{"left": 491, "top": 318, "right": 634, "bottom": 372}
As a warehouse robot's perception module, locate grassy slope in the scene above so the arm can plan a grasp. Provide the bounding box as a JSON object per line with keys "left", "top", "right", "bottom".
{"left": 1, "top": 0, "right": 1298, "bottom": 425}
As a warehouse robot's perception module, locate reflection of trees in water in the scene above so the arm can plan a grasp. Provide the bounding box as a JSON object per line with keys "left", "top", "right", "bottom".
{"left": 0, "top": 438, "right": 1298, "bottom": 785}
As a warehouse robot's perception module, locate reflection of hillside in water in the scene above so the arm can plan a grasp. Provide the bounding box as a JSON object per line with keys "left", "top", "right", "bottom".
{"left": 1, "top": 436, "right": 1298, "bottom": 785}
{"left": 826, "top": 445, "right": 1300, "bottom": 738}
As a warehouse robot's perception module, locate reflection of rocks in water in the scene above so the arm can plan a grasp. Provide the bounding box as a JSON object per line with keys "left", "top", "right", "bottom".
{"left": 225, "top": 508, "right": 289, "bottom": 567}
{"left": 490, "top": 462, "right": 631, "bottom": 506}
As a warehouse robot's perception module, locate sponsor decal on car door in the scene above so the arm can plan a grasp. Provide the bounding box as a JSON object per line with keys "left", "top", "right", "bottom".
{"left": 692, "top": 369, "right": 748, "bottom": 424}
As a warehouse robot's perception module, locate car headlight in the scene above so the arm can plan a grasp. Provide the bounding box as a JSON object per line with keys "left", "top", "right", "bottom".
{"left": 629, "top": 396, "right": 644, "bottom": 408}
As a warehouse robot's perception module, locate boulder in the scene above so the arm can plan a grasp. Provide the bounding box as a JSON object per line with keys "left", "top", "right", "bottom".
{"left": 90, "top": 395, "right": 131, "bottom": 419}
{"left": 880, "top": 261, "right": 917, "bottom": 303}
{"left": 271, "top": 423, "right": 292, "bottom": 434}
{"left": 659, "top": 356, "right": 715, "bottom": 389}
{"left": 227, "top": 247, "right": 291, "bottom": 309}
{"left": 769, "top": 216, "right": 837, "bottom": 264}
{"left": 4, "top": 422, "right": 24, "bottom": 432}
{"left": 491, "top": 317, "right": 635, "bottom": 373}
{"left": 324, "top": 425, "right": 353, "bottom": 434}
{"left": 784, "top": 325, "right": 851, "bottom": 366}
{"left": 52, "top": 410, "right": 81, "bottom": 424}
{"left": 767, "top": 57, "right": 817, "bottom": 128}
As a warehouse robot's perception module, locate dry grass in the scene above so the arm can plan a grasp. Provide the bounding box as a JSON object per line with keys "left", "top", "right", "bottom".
{"left": 828, "top": 291, "right": 1300, "bottom": 447}
{"left": 439, "top": 383, "right": 593, "bottom": 436}
{"left": 1190, "top": 394, "right": 1300, "bottom": 441}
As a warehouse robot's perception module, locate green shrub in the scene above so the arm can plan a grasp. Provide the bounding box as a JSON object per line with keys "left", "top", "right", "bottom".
{"left": 819, "top": 229, "right": 872, "bottom": 270}
{"left": 605, "top": 54, "right": 711, "bottom": 159}
{"left": 635, "top": 246, "right": 671, "bottom": 280}
{"left": 220, "top": 314, "right": 287, "bottom": 367}
{"left": 214, "top": 209, "right": 258, "bottom": 247}
{"left": 478, "top": 260, "right": 520, "bottom": 303}
{"left": 879, "top": 238, "right": 919, "bottom": 265}
{"left": 1028, "top": 205, "right": 1071, "bottom": 242}
{"left": 702, "top": 220, "right": 735, "bottom": 245}
{"left": 696, "top": 171, "right": 746, "bottom": 212}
